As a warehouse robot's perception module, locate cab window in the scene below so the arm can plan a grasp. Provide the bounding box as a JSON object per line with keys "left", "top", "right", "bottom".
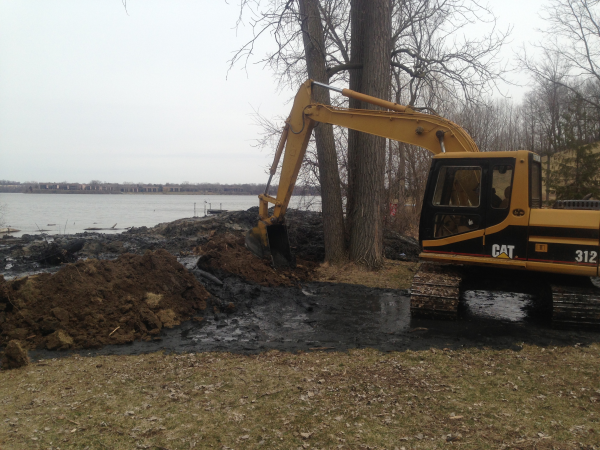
{"left": 432, "top": 166, "right": 481, "bottom": 207}
{"left": 491, "top": 165, "right": 513, "bottom": 209}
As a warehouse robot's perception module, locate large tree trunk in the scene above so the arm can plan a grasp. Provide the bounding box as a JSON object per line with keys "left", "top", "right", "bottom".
{"left": 347, "top": 0, "right": 392, "bottom": 268}
{"left": 298, "top": 0, "right": 347, "bottom": 263}
{"left": 346, "top": 0, "right": 367, "bottom": 235}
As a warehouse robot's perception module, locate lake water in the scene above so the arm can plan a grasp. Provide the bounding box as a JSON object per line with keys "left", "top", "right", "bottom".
{"left": 0, "top": 193, "right": 321, "bottom": 237}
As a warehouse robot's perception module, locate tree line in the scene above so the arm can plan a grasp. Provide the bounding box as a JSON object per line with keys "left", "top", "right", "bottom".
{"left": 233, "top": 0, "right": 600, "bottom": 268}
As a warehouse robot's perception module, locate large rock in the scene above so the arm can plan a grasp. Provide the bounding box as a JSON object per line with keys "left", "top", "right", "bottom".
{"left": 1, "top": 340, "right": 29, "bottom": 369}
{"left": 156, "top": 309, "right": 180, "bottom": 328}
{"left": 46, "top": 330, "right": 74, "bottom": 350}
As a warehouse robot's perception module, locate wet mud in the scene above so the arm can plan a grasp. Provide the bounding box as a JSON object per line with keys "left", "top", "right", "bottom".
{"left": 1, "top": 208, "right": 599, "bottom": 365}
{"left": 0, "top": 207, "right": 419, "bottom": 281}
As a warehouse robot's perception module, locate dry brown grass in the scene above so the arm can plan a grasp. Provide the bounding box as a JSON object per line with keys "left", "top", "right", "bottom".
{"left": 1, "top": 344, "right": 599, "bottom": 449}
{"left": 315, "top": 259, "right": 418, "bottom": 290}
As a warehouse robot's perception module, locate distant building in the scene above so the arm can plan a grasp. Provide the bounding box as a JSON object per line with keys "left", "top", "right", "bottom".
{"left": 140, "top": 185, "right": 162, "bottom": 193}
{"left": 119, "top": 185, "right": 140, "bottom": 193}
{"left": 13, "top": 180, "right": 319, "bottom": 196}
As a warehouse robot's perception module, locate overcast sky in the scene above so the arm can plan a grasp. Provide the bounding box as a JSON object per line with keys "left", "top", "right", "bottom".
{"left": 0, "top": 0, "right": 547, "bottom": 184}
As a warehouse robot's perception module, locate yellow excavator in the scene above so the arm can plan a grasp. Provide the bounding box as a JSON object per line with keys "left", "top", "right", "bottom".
{"left": 246, "top": 79, "right": 600, "bottom": 327}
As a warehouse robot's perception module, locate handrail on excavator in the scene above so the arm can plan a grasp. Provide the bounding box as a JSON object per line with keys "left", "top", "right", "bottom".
{"left": 247, "top": 79, "right": 480, "bottom": 268}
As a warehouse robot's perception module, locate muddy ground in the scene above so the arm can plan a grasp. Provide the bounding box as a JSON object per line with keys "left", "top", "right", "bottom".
{"left": 1, "top": 208, "right": 600, "bottom": 366}
{"left": 0, "top": 208, "right": 420, "bottom": 278}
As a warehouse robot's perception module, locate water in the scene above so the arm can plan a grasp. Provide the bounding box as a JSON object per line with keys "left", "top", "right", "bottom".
{"left": 463, "top": 290, "right": 532, "bottom": 322}
{"left": 0, "top": 193, "right": 321, "bottom": 237}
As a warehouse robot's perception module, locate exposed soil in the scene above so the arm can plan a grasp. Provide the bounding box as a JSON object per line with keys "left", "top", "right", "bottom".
{"left": 5, "top": 206, "right": 596, "bottom": 365}
{"left": 195, "top": 233, "right": 316, "bottom": 287}
{"left": 0, "top": 249, "right": 209, "bottom": 350}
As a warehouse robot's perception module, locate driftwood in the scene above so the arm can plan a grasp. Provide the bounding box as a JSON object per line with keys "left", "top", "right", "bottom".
{"left": 194, "top": 268, "right": 223, "bottom": 285}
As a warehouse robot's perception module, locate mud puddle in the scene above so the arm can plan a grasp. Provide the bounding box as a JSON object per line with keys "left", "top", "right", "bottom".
{"left": 462, "top": 290, "right": 533, "bottom": 322}
{"left": 28, "top": 279, "right": 600, "bottom": 362}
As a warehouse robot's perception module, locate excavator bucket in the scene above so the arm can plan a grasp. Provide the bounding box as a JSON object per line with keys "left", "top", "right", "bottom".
{"left": 266, "top": 224, "right": 295, "bottom": 269}
{"left": 245, "top": 224, "right": 268, "bottom": 260}
{"left": 245, "top": 223, "right": 295, "bottom": 269}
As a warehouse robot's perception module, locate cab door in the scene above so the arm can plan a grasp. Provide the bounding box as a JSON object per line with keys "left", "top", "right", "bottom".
{"left": 420, "top": 159, "right": 488, "bottom": 256}
{"left": 482, "top": 154, "right": 531, "bottom": 264}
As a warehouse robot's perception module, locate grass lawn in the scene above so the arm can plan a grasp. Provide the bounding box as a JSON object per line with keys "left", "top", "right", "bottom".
{"left": 316, "top": 259, "right": 418, "bottom": 290}
{"left": 1, "top": 344, "right": 599, "bottom": 449}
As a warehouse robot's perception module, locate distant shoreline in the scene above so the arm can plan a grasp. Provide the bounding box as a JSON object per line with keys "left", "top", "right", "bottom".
{"left": 0, "top": 191, "right": 317, "bottom": 196}
{"left": 19, "top": 190, "right": 261, "bottom": 196}
{"left": 1, "top": 183, "right": 318, "bottom": 196}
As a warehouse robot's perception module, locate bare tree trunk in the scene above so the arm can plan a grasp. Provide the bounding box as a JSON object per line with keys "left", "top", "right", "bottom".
{"left": 346, "top": 0, "right": 367, "bottom": 237}
{"left": 398, "top": 143, "right": 405, "bottom": 207}
{"left": 347, "top": 0, "right": 392, "bottom": 268}
{"left": 298, "top": 0, "right": 347, "bottom": 263}
{"left": 386, "top": 138, "right": 393, "bottom": 226}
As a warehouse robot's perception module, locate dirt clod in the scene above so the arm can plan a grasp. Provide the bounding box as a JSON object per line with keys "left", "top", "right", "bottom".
{"left": 145, "top": 292, "right": 163, "bottom": 309}
{"left": 156, "top": 309, "right": 179, "bottom": 328}
{"left": 1, "top": 339, "right": 29, "bottom": 369}
{"left": 51, "top": 307, "right": 70, "bottom": 324}
{"left": 46, "top": 330, "right": 74, "bottom": 350}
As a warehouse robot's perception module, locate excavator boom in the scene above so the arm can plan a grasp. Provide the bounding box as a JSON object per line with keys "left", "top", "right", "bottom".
{"left": 246, "top": 79, "right": 478, "bottom": 267}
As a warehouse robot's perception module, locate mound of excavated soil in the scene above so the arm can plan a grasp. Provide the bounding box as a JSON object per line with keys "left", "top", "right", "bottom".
{"left": 195, "top": 233, "right": 316, "bottom": 287}
{"left": 0, "top": 250, "right": 209, "bottom": 350}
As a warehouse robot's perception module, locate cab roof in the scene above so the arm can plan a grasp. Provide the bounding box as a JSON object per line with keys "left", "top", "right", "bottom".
{"left": 433, "top": 150, "right": 535, "bottom": 159}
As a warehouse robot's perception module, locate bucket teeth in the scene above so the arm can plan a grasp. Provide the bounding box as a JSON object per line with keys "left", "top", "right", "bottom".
{"left": 551, "top": 284, "right": 600, "bottom": 329}
{"left": 410, "top": 263, "right": 462, "bottom": 320}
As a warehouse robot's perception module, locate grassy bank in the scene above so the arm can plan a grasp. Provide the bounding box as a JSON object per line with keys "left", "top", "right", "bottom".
{"left": 1, "top": 344, "right": 598, "bottom": 449}
{"left": 316, "top": 259, "right": 418, "bottom": 290}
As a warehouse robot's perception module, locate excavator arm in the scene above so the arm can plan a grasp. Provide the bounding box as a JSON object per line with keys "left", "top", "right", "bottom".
{"left": 246, "top": 79, "right": 479, "bottom": 267}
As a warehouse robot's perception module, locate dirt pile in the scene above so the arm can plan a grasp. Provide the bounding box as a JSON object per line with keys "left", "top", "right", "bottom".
{"left": 195, "top": 233, "right": 316, "bottom": 287}
{"left": 0, "top": 250, "right": 209, "bottom": 350}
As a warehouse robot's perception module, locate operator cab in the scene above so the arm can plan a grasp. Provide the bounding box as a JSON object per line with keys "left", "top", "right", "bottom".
{"left": 419, "top": 150, "right": 542, "bottom": 265}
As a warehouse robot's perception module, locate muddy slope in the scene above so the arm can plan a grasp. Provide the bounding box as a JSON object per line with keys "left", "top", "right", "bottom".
{"left": 0, "top": 250, "right": 209, "bottom": 350}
